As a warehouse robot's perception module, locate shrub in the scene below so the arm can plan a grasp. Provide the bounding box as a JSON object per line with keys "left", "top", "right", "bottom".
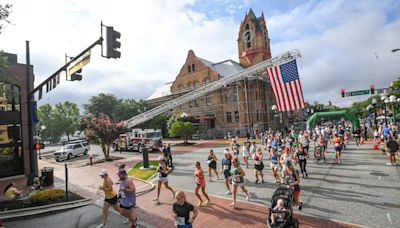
{"left": 30, "top": 189, "right": 65, "bottom": 203}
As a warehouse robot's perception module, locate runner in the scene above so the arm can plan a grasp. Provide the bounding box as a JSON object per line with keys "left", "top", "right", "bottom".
{"left": 194, "top": 162, "right": 211, "bottom": 206}
{"left": 317, "top": 134, "right": 326, "bottom": 162}
{"left": 283, "top": 161, "right": 303, "bottom": 210}
{"left": 382, "top": 125, "right": 391, "bottom": 142}
{"left": 270, "top": 148, "right": 280, "bottom": 183}
{"left": 300, "top": 134, "right": 310, "bottom": 158}
{"left": 221, "top": 150, "right": 232, "bottom": 194}
{"left": 117, "top": 170, "right": 137, "bottom": 228}
{"left": 253, "top": 147, "right": 264, "bottom": 183}
{"left": 153, "top": 156, "right": 175, "bottom": 204}
{"left": 353, "top": 128, "right": 361, "bottom": 148}
{"left": 242, "top": 143, "right": 250, "bottom": 168}
{"left": 173, "top": 191, "right": 198, "bottom": 228}
{"left": 230, "top": 158, "right": 250, "bottom": 208}
{"left": 97, "top": 169, "right": 121, "bottom": 228}
{"left": 266, "top": 134, "right": 273, "bottom": 160}
{"left": 295, "top": 144, "right": 308, "bottom": 178}
{"left": 250, "top": 141, "right": 257, "bottom": 158}
{"left": 207, "top": 149, "right": 219, "bottom": 181}
{"left": 333, "top": 134, "right": 343, "bottom": 164}
{"left": 386, "top": 136, "right": 398, "bottom": 166}
{"left": 280, "top": 147, "right": 293, "bottom": 175}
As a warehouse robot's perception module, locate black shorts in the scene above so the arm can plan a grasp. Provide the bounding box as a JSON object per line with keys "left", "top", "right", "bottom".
{"left": 223, "top": 171, "right": 231, "bottom": 179}
{"left": 255, "top": 163, "right": 264, "bottom": 170}
{"left": 105, "top": 195, "right": 118, "bottom": 205}
{"left": 120, "top": 203, "right": 136, "bottom": 210}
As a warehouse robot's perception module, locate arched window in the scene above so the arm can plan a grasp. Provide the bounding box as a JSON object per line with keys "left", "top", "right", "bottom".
{"left": 204, "top": 79, "right": 210, "bottom": 86}
{"left": 188, "top": 82, "right": 192, "bottom": 91}
{"left": 192, "top": 64, "right": 195, "bottom": 72}
{"left": 188, "top": 65, "right": 191, "bottom": 73}
{"left": 245, "top": 24, "right": 250, "bottom": 30}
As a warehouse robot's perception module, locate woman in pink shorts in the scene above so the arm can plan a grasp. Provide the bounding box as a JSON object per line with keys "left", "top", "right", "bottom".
{"left": 194, "top": 162, "right": 210, "bottom": 206}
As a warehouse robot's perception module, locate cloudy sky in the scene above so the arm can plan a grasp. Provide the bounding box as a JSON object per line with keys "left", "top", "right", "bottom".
{"left": 1, "top": 0, "right": 400, "bottom": 109}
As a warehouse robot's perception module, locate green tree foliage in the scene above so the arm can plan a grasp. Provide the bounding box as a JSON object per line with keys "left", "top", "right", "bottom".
{"left": 37, "top": 102, "right": 81, "bottom": 142}
{"left": 83, "top": 93, "right": 120, "bottom": 120}
{"left": 0, "top": 3, "right": 12, "bottom": 33}
{"left": 168, "top": 121, "right": 195, "bottom": 144}
{"left": 114, "top": 98, "right": 148, "bottom": 122}
{"left": 0, "top": 4, "right": 14, "bottom": 85}
{"left": 82, "top": 114, "right": 127, "bottom": 161}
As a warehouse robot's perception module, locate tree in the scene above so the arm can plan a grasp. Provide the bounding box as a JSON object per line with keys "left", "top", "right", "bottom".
{"left": 37, "top": 104, "right": 57, "bottom": 142}
{"left": 168, "top": 121, "right": 196, "bottom": 144}
{"left": 0, "top": 4, "right": 14, "bottom": 86}
{"left": 83, "top": 93, "right": 120, "bottom": 120}
{"left": 52, "top": 102, "right": 81, "bottom": 141}
{"left": 114, "top": 98, "right": 148, "bottom": 122}
{"left": 83, "top": 114, "right": 126, "bottom": 161}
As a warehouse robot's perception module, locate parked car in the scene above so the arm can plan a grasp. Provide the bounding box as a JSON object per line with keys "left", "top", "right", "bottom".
{"left": 53, "top": 140, "right": 90, "bottom": 162}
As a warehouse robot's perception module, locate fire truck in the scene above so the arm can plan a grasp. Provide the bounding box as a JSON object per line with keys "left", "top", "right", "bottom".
{"left": 113, "top": 129, "right": 163, "bottom": 152}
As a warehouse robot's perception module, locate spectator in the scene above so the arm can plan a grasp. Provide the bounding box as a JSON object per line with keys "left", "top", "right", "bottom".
{"left": 167, "top": 143, "right": 173, "bottom": 168}
{"left": 4, "top": 182, "right": 21, "bottom": 201}
{"left": 386, "top": 136, "right": 398, "bottom": 166}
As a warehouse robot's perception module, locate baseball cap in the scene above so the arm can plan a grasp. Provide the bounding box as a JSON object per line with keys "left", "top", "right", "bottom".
{"left": 98, "top": 169, "right": 107, "bottom": 176}
{"left": 224, "top": 148, "right": 230, "bottom": 154}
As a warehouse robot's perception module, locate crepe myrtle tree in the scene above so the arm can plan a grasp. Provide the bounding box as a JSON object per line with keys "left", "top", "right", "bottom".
{"left": 83, "top": 114, "right": 127, "bottom": 161}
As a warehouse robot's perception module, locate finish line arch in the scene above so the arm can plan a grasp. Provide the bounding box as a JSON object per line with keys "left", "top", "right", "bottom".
{"left": 306, "top": 111, "right": 360, "bottom": 131}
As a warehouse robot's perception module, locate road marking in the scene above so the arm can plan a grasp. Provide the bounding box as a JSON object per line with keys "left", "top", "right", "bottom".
{"left": 386, "top": 213, "right": 392, "bottom": 224}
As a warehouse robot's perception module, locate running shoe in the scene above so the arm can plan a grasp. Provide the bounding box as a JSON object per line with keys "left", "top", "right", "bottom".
{"left": 261, "top": 179, "right": 264, "bottom": 183}
{"left": 298, "top": 202, "right": 303, "bottom": 210}
{"left": 204, "top": 200, "right": 210, "bottom": 205}
{"left": 96, "top": 224, "right": 104, "bottom": 228}
{"left": 197, "top": 201, "right": 203, "bottom": 206}
{"left": 225, "top": 191, "right": 231, "bottom": 195}
{"left": 305, "top": 173, "right": 308, "bottom": 178}
{"left": 152, "top": 198, "right": 159, "bottom": 203}
{"left": 246, "top": 195, "right": 250, "bottom": 201}
{"left": 230, "top": 202, "right": 236, "bottom": 208}
{"left": 255, "top": 180, "right": 259, "bottom": 184}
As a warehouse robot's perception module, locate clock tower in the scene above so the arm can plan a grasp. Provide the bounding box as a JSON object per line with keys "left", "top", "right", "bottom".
{"left": 238, "top": 9, "right": 271, "bottom": 68}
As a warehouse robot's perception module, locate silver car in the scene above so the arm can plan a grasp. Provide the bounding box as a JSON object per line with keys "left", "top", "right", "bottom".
{"left": 53, "top": 141, "right": 90, "bottom": 162}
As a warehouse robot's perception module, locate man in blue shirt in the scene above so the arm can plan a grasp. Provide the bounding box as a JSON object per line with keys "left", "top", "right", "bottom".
{"left": 382, "top": 125, "right": 390, "bottom": 142}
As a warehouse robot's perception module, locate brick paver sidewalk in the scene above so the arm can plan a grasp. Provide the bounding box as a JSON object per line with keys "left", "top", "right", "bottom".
{"left": 134, "top": 187, "right": 361, "bottom": 228}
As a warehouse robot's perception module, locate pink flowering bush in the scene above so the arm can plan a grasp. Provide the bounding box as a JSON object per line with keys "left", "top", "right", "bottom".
{"left": 82, "top": 114, "right": 127, "bottom": 161}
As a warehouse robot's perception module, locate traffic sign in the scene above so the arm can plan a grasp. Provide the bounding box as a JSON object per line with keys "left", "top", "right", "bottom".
{"left": 349, "top": 90, "right": 370, "bottom": 96}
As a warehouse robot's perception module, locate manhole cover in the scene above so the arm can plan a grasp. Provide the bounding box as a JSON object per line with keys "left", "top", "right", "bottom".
{"left": 370, "top": 172, "right": 389, "bottom": 177}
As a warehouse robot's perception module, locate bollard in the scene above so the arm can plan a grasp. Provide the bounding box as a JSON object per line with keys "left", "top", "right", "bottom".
{"left": 89, "top": 154, "right": 93, "bottom": 166}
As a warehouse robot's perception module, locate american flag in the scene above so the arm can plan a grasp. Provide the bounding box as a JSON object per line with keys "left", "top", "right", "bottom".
{"left": 266, "top": 59, "right": 305, "bottom": 112}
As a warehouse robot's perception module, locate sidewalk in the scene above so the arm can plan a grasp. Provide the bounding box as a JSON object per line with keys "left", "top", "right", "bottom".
{"left": 135, "top": 186, "right": 361, "bottom": 228}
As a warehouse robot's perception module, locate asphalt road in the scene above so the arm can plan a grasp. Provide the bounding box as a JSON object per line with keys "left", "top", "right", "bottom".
{"left": 167, "top": 142, "right": 400, "bottom": 228}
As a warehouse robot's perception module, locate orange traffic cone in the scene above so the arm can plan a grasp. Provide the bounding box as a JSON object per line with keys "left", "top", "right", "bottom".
{"left": 360, "top": 137, "right": 365, "bottom": 145}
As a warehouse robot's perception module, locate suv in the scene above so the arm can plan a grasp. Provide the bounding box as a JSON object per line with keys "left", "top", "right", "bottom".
{"left": 53, "top": 140, "right": 90, "bottom": 162}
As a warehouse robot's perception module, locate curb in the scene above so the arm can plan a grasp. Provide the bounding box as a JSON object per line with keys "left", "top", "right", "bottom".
{"left": 0, "top": 198, "right": 92, "bottom": 220}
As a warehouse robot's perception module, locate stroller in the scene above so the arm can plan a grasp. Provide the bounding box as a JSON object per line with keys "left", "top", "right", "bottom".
{"left": 267, "top": 184, "right": 299, "bottom": 228}
{"left": 313, "top": 145, "right": 325, "bottom": 164}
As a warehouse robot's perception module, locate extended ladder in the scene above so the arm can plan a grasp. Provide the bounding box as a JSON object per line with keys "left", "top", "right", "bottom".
{"left": 125, "top": 50, "right": 301, "bottom": 128}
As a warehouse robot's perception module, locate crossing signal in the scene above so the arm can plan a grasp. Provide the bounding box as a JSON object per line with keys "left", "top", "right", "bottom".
{"left": 71, "top": 69, "right": 83, "bottom": 81}
{"left": 341, "top": 89, "right": 345, "bottom": 98}
{"left": 106, "top": 26, "right": 121, "bottom": 59}
{"left": 370, "top": 85, "right": 375, "bottom": 94}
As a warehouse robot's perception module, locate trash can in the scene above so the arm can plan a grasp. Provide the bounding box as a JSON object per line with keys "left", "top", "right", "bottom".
{"left": 41, "top": 167, "right": 54, "bottom": 187}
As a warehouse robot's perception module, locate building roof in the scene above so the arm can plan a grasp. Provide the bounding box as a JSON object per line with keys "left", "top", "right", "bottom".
{"left": 198, "top": 58, "right": 244, "bottom": 77}
{"left": 146, "top": 82, "right": 173, "bottom": 100}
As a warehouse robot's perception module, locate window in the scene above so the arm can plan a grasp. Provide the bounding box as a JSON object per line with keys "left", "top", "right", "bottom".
{"left": 256, "top": 110, "right": 260, "bottom": 121}
{"left": 192, "top": 64, "right": 195, "bottom": 72}
{"left": 245, "top": 24, "right": 250, "bottom": 30}
{"left": 204, "top": 79, "right": 210, "bottom": 86}
{"left": 188, "top": 83, "right": 192, "bottom": 91}
{"left": 73, "top": 144, "right": 82, "bottom": 149}
{"left": 0, "top": 83, "right": 24, "bottom": 178}
{"left": 188, "top": 65, "right": 191, "bottom": 73}
{"left": 234, "top": 111, "right": 240, "bottom": 123}
{"left": 195, "top": 99, "right": 199, "bottom": 107}
{"left": 226, "top": 112, "right": 232, "bottom": 123}
{"left": 233, "top": 90, "right": 238, "bottom": 103}
{"left": 206, "top": 94, "right": 211, "bottom": 106}
{"left": 226, "top": 92, "right": 230, "bottom": 103}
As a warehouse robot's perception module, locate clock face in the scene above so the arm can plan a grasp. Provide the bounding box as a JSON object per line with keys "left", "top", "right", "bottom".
{"left": 242, "top": 29, "right": 254, "bottom": 43}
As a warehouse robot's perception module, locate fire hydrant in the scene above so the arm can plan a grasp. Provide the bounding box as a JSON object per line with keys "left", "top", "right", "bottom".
{"left": 89, "top": 154, "right": 93, "bottom": 166}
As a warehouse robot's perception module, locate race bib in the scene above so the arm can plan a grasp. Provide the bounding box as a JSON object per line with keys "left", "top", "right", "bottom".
{"left": 176, "top": 217, "right": 186, "bottom": 226}
{"left": 334, "top": 143, "right": 341, "bottom": 148}
{"left": 234, "top": 176, "right": 240, "bottom": 182}
{"left": 255, "top": 160, "right": 261, "bottom": 165}
{"left": 206, "top": 160, "right": 211, "bottom": 164}
{"left": 223, "top": 165, "right": 229, "bottom": 171}
{"left": 298, "top": 155, "right": 305, "bottom": 160}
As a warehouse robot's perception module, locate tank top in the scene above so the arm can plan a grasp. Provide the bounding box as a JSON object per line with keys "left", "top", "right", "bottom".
{"left": 222, "top": 158, "right": 231, "bottom": 172}
{"left": 297, "top": 149, "right": 306, "bottom": 160}
{"left": 270, "top": 154, "right": 278, "bottom": 164}
{"left": 195, "top": 168, "right": 206, "bottom": 185}
{"left": 231, "top": 166, "right": 244, "bottom": 183}
{"left": 333, "top": 138, "right": 342, "bottom": 148}
{"left": 158, "top": 164, "right": 168, "bottom": 178}
{"left": 283, "top": 153, "right": 292, "bottom": 163}
{"left": 119, "top": 178, "right": 136, "bottom": 207}
{"left": 103, "top": 178, "right": 117, "bottom": 199}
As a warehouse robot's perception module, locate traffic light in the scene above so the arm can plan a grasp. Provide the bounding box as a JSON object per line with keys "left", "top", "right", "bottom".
{"left": 106, "top": 26, "right": 121, "bottom": 59}
{"left": 341, "top": 89, "right": 345, "bottom": 98}
{"left": 370, "top": 85, "right": 375, "bottom": 94}
{"left": 34, "top": 143, "right": 45, "bottom": 150}
{"left": 71, "top": 69, "right": 83, "bottom": 81}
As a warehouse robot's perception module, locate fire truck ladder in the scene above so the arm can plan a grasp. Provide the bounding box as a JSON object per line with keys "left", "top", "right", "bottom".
{"left": 125, "top": 50, "right": 301, "bottom": 128}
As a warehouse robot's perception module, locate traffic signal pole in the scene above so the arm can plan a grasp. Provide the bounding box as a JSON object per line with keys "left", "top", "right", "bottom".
{"left": 29, "top": 37, "right": 103, "bottom": 97}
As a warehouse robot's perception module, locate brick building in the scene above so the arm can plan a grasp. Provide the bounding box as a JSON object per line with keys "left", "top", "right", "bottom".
{"left": 147, "top": 9, "right": 300, "bottom": 138}
{"left": 0, "top": 52, "right": 36, "bottom": 182}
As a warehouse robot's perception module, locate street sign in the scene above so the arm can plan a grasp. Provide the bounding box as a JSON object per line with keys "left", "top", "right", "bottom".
{"left": 349, "top": 90, "right": 370, "bottom": 96}
{"left": 67, "top": 51, "right": 91, "bottom": 76}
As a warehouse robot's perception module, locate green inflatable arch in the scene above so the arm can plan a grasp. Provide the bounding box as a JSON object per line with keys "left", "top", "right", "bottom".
{"left": 306, "top": 111, "right": 360, "bottom": 131}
